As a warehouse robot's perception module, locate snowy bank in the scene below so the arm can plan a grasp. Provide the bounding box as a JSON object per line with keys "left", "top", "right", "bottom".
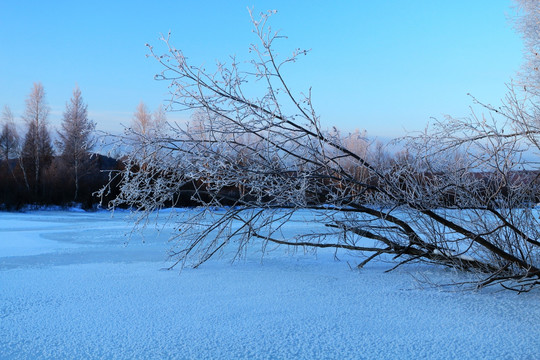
{"left": 0, "top": 211, "right": 539, "bottom": 359}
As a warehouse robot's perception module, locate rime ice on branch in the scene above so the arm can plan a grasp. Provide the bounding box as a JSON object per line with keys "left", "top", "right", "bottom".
{"left": 106, "top": 9, "right": 540, "bottom": 292}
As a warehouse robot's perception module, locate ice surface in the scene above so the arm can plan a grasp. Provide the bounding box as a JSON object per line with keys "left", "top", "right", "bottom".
{"left": 0, "top": 210, "right": 539, "bottom": 359}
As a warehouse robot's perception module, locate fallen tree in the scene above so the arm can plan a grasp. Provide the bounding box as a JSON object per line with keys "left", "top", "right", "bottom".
{"left": 104, "top": 9, "right": 540, "bottom": 292}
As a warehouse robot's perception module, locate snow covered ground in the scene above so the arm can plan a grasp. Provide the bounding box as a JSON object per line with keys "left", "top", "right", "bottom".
{"left": 1, "top": 210, "right": 539, "bottom": 359}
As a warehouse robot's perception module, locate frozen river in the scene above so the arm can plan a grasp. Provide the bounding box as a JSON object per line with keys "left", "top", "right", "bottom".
{"left": 1, "top": 210, "right": 539, "bottom": 359}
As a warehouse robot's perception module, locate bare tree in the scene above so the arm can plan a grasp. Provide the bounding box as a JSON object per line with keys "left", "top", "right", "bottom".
{"left": 152, "top": 104, "right": 167, "bottom": 135}
{"left": 57, "top": 86, "right": 96, "bottom": 201}
{"left": 105, "top": 10, "right": 540, "bottom": 291}
{"left": 0, "top": 106, "right": 20, "bottom": 179}
{"left": 131, "top": 101, "right": 167, "bottom": 137}
{"left": 21, "top": 82, "right": 53, "bottom": 196}
{"left": 132, "top": 101, "right": 152, "bottom": 136}
{"left": 514, "top": 0, "right": 540, "bottom": 92}
{"left": 123, "top": 102, "right": 169, "bottom": 172}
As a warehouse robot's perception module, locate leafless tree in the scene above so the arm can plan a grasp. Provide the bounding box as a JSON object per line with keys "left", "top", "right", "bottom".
{"left": 152, "top": 104, "right": 167, "bottom": 134}
{"left": 0, "top": 107, "right": 19, "bottom": 160}
{"left": 514, "top": 0, "right": 540, "bottom": 92}
{"left": 131, "top": 101, "right": 152, "bottom": 136}
{"left": 0, "top": 106, "right": 20, "bottom": 180}
{"left": 57, "top": 86, "right": 96, "bottom": 201}
{"left": 106, "top": 10, "right": 540, "bottom": 291}
{"left": 131, "top": 101, "right": 167, "bottom": 137}
{"left": 20, "top": 82, "right": 53, "bottom": 196}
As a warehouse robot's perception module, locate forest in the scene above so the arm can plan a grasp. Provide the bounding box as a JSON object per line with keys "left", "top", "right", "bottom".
{"left": 0, "top": 84, "right": 122, "bottom": 210}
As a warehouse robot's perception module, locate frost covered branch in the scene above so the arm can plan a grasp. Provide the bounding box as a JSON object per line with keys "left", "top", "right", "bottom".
{"left": 107, "top": 9, "right": 540, "bottom": 292}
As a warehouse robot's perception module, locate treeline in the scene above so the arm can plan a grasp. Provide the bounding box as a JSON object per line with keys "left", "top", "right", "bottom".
{"left": 5, "top": 83, "right": 538, "bottom": 212}
{"left": 0, "top": 83, "right": 122, "bottom": 210}
{"left": 0, "top": 154, "right": 120, "bottom": 210}
{"left": 116, "top": 114, "right": 540, "bottom": 211}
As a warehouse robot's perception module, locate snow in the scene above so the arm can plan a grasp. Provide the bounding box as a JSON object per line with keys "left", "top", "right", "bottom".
{"left": 1, "top": 210, "right": 539, "bottom": 359}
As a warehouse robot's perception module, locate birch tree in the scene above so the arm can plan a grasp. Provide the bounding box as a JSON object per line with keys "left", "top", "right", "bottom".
{"left": 132, "top": 101, "right": 152, "bottom": 136}
{"left": 131, "top": 102, "right": 167, "bottom": 136}
{"left": 21, "top": 82, "right": 53, "bottom": 196}
{"left": 57, "top": 86, "right": 96, "bottom": 201}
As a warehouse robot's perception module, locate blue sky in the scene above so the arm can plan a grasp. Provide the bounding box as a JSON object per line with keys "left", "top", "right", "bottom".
{"left": 0, "top": 0, "right": 523, "bottom": 137}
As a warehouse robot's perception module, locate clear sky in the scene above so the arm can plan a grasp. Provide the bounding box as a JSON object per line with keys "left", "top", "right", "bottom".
{"left": 0, "top": 0, "right": 524, "bottom": 138}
